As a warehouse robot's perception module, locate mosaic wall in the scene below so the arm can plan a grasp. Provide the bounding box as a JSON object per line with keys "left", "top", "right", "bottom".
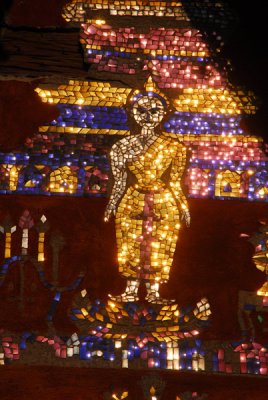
{"left": 1, "top": 327, "right": 268, "bottom": 377}
{"left": 63, "top": 0, "right": 235, "bottom": 32}
{"left": 0, "top": 0, "right": 268, "bottom": 386}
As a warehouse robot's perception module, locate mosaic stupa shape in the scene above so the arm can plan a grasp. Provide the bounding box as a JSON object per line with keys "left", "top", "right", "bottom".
{"left": 0, "top": 0, "right": 267, "bottom": 201}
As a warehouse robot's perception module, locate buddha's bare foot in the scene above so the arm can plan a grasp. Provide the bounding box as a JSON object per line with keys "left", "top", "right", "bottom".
{"left": 145, "top": 294, "right": 175, "bottom": 305}
{"left": 145, "top": 282, "right": 175, "bottom": 305}
{"left": 108, "top": 280, "right": 139, "bottom": 302}
{"left": 108, "top": 293, "right": 139, "bottom": 303}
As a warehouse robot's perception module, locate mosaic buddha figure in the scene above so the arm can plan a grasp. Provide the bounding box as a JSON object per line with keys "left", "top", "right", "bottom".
{"left": 104, "top": 79, "right": 190, "bottom": 304}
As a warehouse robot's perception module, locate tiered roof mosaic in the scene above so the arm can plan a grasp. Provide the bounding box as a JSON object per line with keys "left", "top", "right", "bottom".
{"left": 0, "top": 0, "right": 267, "bottom": 202}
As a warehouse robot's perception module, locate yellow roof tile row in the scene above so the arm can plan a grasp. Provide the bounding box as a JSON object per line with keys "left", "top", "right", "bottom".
{"left": 63, "top": 0, "right": 189, "bottom": 22}
{"left": 36, "top": 80, "right": 255, "bottom": 114}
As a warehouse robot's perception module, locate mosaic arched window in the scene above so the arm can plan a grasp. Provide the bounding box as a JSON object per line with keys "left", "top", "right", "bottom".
{"left": 49, "top": 166, "right": 78, "bottom": 193}
{"left": 215, "top": 170, "right": 242, "bottom": 198}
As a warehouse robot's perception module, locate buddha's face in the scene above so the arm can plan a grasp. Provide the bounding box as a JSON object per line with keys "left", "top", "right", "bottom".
{"left": 132, "top": 96, "right": 166, "bottom": 128}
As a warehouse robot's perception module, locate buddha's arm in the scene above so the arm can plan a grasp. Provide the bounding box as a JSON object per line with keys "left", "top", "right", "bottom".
{"left": 104, "top": 142, "right": 127, "bottom": 221}
{"left": 169, "top": 142, "right": 190, "bottom": 226}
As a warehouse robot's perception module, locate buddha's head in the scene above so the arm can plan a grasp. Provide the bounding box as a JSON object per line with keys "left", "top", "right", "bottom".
{"left": 132, "top": 94, "right": 166, "bottom": 129}
{"left": 129, "top": 77, "right": 170, "bottom": 130}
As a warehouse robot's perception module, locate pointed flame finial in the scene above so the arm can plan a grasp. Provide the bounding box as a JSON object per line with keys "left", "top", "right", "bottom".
{"left": 129, "top": 76, "right": 170, "bottom": 108}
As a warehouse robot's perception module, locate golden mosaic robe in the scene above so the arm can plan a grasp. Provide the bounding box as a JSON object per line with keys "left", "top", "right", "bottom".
{"left": 115, "top": 134, "right": 188, "bottom": 282}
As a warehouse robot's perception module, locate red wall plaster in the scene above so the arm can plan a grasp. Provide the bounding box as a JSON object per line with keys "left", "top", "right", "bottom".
{"left": 0, "top": 81, "right": 59, "bottom": 152}
{"left": 6, "top": 0, "right": 68, "bottom": 26}
{"left": 1, "top": 366, "right": 268, "bottom": 400}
